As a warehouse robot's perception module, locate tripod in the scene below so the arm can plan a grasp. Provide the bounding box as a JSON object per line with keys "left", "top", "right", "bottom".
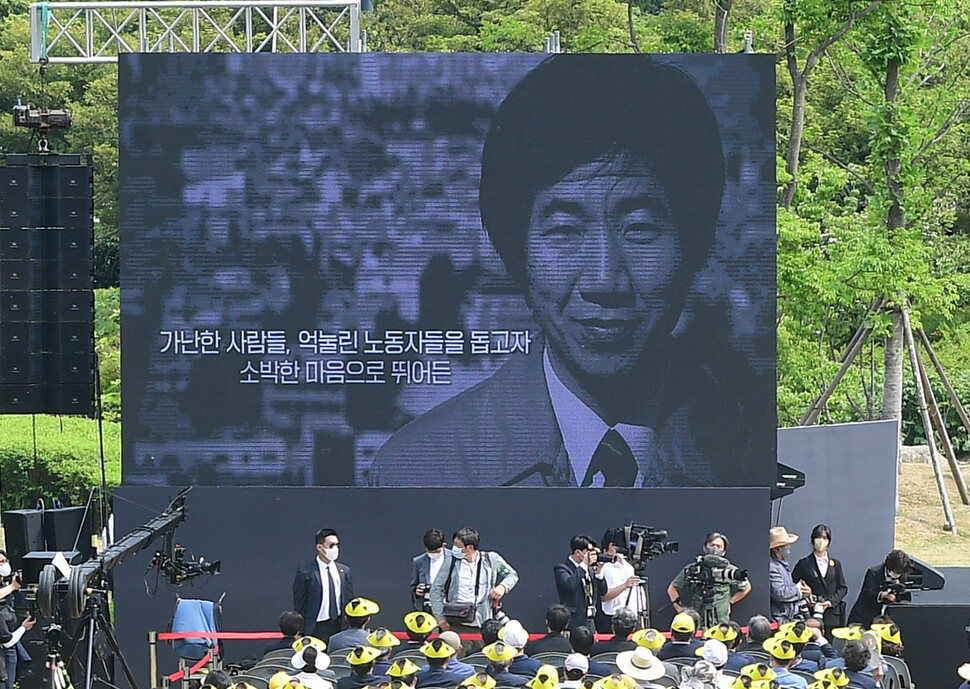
{"left": 59, "top": 591, "right": 139, "bottom": 689}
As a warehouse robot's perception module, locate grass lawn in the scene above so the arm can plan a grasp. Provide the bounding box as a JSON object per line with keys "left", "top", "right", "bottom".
{"left": 896, "top": 462, "right": 970, "bottom": 565}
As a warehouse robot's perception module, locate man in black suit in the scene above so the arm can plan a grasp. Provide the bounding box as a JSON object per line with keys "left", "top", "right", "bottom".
{"left": 410, "top": 529, "right": 449, "bottom": 612}
{"left": 293, "top": 528, "right": 355, "bottom": 641}
{"left": 554, "top": 535, "right": 607, "bottom": 631}
{"left": 848, "top": 549, "right": 912, "bottom": 628}
{"left": 524, "top": 605, "right": 572, "bottom": 656}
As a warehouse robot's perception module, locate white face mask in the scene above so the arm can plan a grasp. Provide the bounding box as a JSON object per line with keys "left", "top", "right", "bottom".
{"left": 324, "top": 545, "right": 339, "bottom": 562}
{"left": 452, "top": 545, "right": 464, "bottom": 559}
{"left": 0, "top": 563, "right": 11, "bottom": 578}
{"left": 428, "top": 549, "right": 444, "bottom": 560}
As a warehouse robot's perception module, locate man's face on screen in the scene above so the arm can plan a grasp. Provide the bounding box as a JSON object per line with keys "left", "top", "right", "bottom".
{"left": 525, "top": 155, "right": 683, "bottom": 379}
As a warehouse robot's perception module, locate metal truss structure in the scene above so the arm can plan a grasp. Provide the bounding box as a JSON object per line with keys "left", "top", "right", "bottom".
{"left": 29, "top": 0, "right": 362, "bottom": 63}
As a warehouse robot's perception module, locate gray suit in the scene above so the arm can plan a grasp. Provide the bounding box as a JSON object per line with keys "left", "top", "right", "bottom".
{"left": 411, "top": 552, "right": 453, "bottom": 610}
{"left": 429, "top": 551, "right": 518, "bottom": 626}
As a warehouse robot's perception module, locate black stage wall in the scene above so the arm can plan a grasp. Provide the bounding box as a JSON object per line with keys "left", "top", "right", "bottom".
{"left": 889, "top": 567, "right": 970, "bottom": 688}
{"left": 113, "top": 486, "right": 769, "bottom": 687}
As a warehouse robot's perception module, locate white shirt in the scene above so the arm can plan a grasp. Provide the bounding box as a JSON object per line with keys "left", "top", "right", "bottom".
{"left": 316, "top": 557, "right": 342, "bottom": 622}
{"left": 599, "top": 555, "right": 646, "bottom": 616}
{"left": 544, "top": 349, "right": 654, "bottom": 486}
{"left": 456, "top": 554, "right": 484, "bottom": 603}
{"left": 814, "top": 553, "right": 829, "bottom": 579}
{"left": 428, "top": 551, "right": 445, "bottom": 585}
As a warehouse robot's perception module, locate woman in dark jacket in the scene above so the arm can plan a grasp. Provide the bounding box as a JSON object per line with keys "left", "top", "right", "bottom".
{"left": 791, "top": 524, "right": 848, "bottom": 630}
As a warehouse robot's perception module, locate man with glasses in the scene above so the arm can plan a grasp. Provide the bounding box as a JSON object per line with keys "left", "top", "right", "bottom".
{"left": 554, "top": 535, "right": 607, "bottom": 631}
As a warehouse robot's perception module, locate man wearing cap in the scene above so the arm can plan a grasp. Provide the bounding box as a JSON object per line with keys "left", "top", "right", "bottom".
{"left": 294, "top": 529, "right": 355, "bottom": 642}
{"left": 616, "top": 646, "right": 667, "bottom": 689}
{"left": 591, "top": 607, "right": 638, "bottom": 655}
{"left": 338, "top": 647, "right": 383, "bottom": 689}
{"left": 368, "top": 56, "right": 770, "bottom": 490}
{"left": 411, "top": 530, "right": 450, "bottom": 613}
{"left": 437, "top": 631, "right": 476, "bottom": 679}
{"left": 329, "top": 598, "right": 380, "bottom": 652}
{"left": 656, "top": 613, "right": 701, "bottom": 660}
{"left": 500, "top": 621, "right": 542, "bottom": 678}
{"left": 366, "top": 629, "right": 401, "bottom": 676}
{"left": 483, "top": 641, "right": 529, "bottom": 687}
{"left": 703, "top": 623, "right": 754, "bottom": 673}
{"left": 555, "top": 535, "right": 608, "bottom": 631}
{"left": 386, "top": 659, "right": 421, "bottom": 686}
{"left": 525, "top": 605, "right": 573, "bottom": 656}
{"left": 769, "top": 527, "right": 811, "bottom": 624}
{"left": 560, "top": 654, "right": 590, "bottom": 689}
{"left": 414, "top": 638, "right": 466, "bottom": 688}
{"left": 393, "top": 612, "right": 436, "bottom": 657}
{"left": 430, "top": 527, "right": 518, "bottom": 637}
{"left": 461, "top": 673, "right": 497, "bottom": 689}
{"left": 526, "top": 665, "right": 560, "bottom": 689}
{"left": 764, "top": 638, "right": 807, "bottom": 689}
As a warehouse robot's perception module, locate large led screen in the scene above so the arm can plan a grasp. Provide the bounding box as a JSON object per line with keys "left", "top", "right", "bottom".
{"left": 120, "top": 53, "right": 776, "bottom": 488}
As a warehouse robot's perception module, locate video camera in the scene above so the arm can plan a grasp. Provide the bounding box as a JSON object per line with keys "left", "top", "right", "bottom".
{"left": 611, "top": 523, "right": 679, "bottom": 574}
{"left": 881, "top": 580, "right": 912, "bottom": 602}
{"left": 685, "top": 553, "right": 748, "bottom": 588}
{"left": 150, "top": 544, "right": 220, "bottom": 584}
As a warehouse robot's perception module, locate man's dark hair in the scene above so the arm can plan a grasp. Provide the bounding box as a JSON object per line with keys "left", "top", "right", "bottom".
{"left": 703, "top": 532, "right": 729, "bottom": 551}
{"left": 454, "top": 527, "right": 480, "bottom": 550}
{"left": 564, "top": 667, "right": 586, "bottom": 682}
{"left": 278, "top": 610, "right": 303, "bottom": 637}
{"left": 747, "top": 615, "right": 772, "bottom": 643}
{"left": 423, "top": 529, "right": 445, "bottom": 551}
{"left": 842, "top": 640, "right": 870, "bottom": 672}
{"left": 601, "top": 528, "right": 624, "bottom": 551}
{"left": 353, "top": 661, "right": 376, "bottom": 676}
{"left": 569, "top": 626, "right": 595, "bottom": 656}
{"left": 315, "top": 528, "right": 338, "bottom": 546}
{"left": 727, "top": 621, "right": 743, "bottom": 649}
{"left": 202, "top": 670, "right": 230, "bottom": 689}
{"left": 347, "top": 613, "right": 368, "bottom": 629}
{"left": 546, "top": 604, "right": 571, "bottom": 634}
{"left": 884, "top": 549, "right": 913, "bottom": 574}
{"left": 427, "top": 656, "right": 448, "bottom": 669}
{"left": 481, "top": 619, "right": 503, "bottom": 646}
{"left": 612, "top": 608, "right": 637, "bottom": 637}
{"left": 810, "top": 524, "right": 832, "bottom": 542}
{"left": 479, "top": 55, "right": 724, "bottom": 288}
{"left": 570, "top": 535, "right": 595, "bottom": 553}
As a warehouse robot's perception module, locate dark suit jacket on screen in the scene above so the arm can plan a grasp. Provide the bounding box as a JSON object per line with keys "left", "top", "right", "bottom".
{"left": 368, "top": 349, "right": 763, "bottom": 488}
{"left": 292, "top": 559, "right": 355, "bottom": 635}
{"left": 554, "top": 559, "right": 607, "bottom": 631}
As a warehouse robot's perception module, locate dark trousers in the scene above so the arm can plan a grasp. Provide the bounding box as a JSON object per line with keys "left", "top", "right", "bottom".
{"left": 312, "top": 618, "right": 342, "bottom": 642}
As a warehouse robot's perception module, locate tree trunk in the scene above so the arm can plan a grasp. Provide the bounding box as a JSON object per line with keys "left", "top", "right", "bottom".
{"left": 880, "top": 307, "right": 905, "bottom": 424}
{"left": 884, "top": 58, "right": 904, "bottom": 233}
{"left": 627, "top": 0, "right": 641, "bottom": 53}
{"left": 781, "top": 23, "right": 806, "bottom": 210}
{"left": 714, "top": 0, "right": 733, "bottom": 53}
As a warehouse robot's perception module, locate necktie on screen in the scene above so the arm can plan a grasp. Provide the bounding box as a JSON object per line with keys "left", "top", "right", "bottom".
{"left": 327, "top": 567, "right": 339, "bottom": 620}
{"left": 581, "top": 428, "right": 638, "bottom": 487}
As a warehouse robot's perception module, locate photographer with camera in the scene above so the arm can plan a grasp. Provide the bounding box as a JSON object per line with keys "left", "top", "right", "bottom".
{"left": 790, "top": 524, "right": 848, "bottom": 631}
{"left": 0, "top": 551, "right": 36, "bottom": 689}
{"left": 430, "top": 527, "right": 518, "bottom": 639}
{"left": 666, "top": 532, "right": 750, "bottom": 626}
{"left": 848, "top": 549, "right": 913, "bottom": 628}
{"left": 411, "top": 529, "right": 450, "bottom": 613}
{"left": 554, "top": 535, "right": 607, "bottom": 631}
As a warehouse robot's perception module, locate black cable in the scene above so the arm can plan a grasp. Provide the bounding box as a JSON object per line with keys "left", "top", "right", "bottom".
{"left": 95, "top": 351, "right": 109, "bottom": 540}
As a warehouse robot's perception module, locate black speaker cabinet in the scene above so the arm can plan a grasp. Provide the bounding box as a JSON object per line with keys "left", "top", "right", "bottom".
{"left": 43, "top": 506, "right": 93, "bottom": 560}
{"left": 0, "top": 509, "right": 45, "bottom": 570}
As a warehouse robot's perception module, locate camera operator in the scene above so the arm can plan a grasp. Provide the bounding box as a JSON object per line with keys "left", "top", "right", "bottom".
{"left": 666, "top": 532, "right": 750, "bottom": 626}
{"left": 848, "top": 549, "right": 913, "bottom": 628}
{"left": 790, "top": 524, "right": 848, "bottom": 631}
{"left": 596, "top": 528, "right": 647, "bottom": 633}
{"left": 554, "top": 535, "right": 607, "bottom": 631}
{"left": 0, "top": 552, "right": 35, "bottom": 689}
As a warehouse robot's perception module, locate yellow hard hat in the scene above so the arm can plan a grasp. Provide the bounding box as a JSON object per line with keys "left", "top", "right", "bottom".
{"left": 347, "top": 646, "right": 382, "bottom": 666}
{"left": 345, "top": 598, "right": 380, "bottom": 618}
